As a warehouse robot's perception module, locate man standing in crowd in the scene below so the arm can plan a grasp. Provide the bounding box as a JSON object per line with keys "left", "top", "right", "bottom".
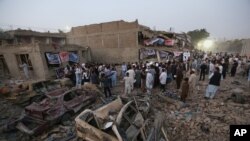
{"left": 146, "top": 69, "right": 153, "bottom": 95}
{"left": 188, "top": 69, "right": 197, "bottom": 98}
{"left": 199, "top": 61, "right": 207, "bottom": 81}
{"left": 111, "top": 67, "right": 117, "bottom": 87}
{"left": 217, "top": 61, "right": 223, "bottom": 80}
{"left": 75, "top": 64, "right": 82, "bottom": 89}
{"left": 181, "top": 77, "right": 189, "bottom": 102}
{"left": 134, "top": 66, "right": 141, "bottom": 88}
{"left": 123, "top": 72, "right": 133, "bottom": 96}
{"left": 100, "top": 73, "right": 112, "bottom": 98}
{"left": 159, "top": 68, "right": 167, "bottom": 92}
{"left": 191, "top": 58, "right": 197, "bottom": 70}
{"left": 121, "top": 62, "right": 127, "bottom": 78}
{"left": 176, "top": 64, "right": 183, "bottom": 89}
{"left": 231, "top": 60, "right": 238, "bottom": 77}
{"left": 209, "top": 60, "right": 215, "bottom": 77}
{"left": 205, "top": 67, "right": 221, "bottom": 99}
{"left": 141, "top": 68, "right": 147, "bottom": 93}
{"left": 149, "top": 65, "right": 156, "bottom": 87}
{"left": 222, "top": 60, "right": 228, "bottom": 79}
{"left": 126, "top": 65, "right": 135, "bottom": 90}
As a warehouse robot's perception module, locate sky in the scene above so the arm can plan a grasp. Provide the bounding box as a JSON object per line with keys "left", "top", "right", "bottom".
{"left": 0, "top": 0, "right": 250, "bottom": 39}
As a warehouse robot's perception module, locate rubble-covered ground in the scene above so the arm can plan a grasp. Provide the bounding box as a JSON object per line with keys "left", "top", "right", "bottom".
{"left": 0, "top": 75, "right": 249, "bottom": 141}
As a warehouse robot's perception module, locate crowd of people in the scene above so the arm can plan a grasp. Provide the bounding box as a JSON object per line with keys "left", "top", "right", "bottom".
{"left": 63, "top": 52, "right": 250, "bottom": 102}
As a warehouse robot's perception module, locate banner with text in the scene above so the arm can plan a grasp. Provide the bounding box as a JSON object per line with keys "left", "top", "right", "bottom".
{"left": 59, "top": 51, "right": 69, "bottom": 62}
{"left": 46, "top": 53, "right": 61, "bottom": 64}
{"left": 69, "top": 52, "right": 79, "bottom": 63}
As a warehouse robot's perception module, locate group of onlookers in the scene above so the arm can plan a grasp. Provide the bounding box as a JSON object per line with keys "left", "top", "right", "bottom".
{"left": 63, "top": 52, "right": 250, "bottom": 101}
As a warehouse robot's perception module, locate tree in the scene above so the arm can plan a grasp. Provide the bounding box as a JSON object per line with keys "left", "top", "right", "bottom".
{"left": 187, "top": 29, "right": 210, "bottom": 46}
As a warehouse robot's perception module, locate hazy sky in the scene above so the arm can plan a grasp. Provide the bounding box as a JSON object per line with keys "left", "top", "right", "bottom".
{"left": 0, "top": 0, "right": 249, "bottom": 39}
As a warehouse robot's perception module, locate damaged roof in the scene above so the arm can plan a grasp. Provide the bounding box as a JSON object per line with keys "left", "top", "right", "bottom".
{"left": 5, "top": 29, "right": 66, "bottom": 38}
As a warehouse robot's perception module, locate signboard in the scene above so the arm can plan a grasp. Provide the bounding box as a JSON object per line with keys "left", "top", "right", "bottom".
{"left": 59, "top": 51, "right": 69, "bottom": 62}
{"left": 139, "top": 48, "right": 156, "bottom": 60}
{"left": 45, "top": 53, "right": 61, "bottom": 64}
{"left": 69, "top": 52, "right": 79, "bottom": 63}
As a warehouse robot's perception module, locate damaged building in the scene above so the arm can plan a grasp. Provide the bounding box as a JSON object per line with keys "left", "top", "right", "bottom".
{"left": 0, "top": 20, "right": 191, "bottom": 80}
{"left": 67, "top": 20, "right": 192, "bottom": 63}
{"left": 0, "top": 29, "right": 91, "bottom": 80}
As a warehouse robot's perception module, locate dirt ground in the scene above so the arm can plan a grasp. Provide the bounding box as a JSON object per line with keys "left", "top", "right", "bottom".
{"left": 0, "top": 74, "right": 249, "bottom": 141}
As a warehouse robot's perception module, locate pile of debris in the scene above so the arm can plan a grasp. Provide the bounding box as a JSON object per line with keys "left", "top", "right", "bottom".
{"left": 153, "top": 78, "right": 250, "bottom": 141}
{"left": 0, "top": 76, "right": 249, "bottom": 141}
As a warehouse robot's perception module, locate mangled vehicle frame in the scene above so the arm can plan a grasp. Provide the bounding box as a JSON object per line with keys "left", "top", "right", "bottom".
{"left": 5, "top": 80, "right": 62, "bottom": 106}
{"left": 75, "top": 97, "right": 151, "bottom": 141}
{"left": 13, "top": 87, "right": 96, "bottom": 135}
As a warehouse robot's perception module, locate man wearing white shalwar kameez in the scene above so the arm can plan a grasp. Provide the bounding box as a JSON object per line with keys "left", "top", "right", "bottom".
{"left": 146, "top": 70, "right": 153, "bottom": 95}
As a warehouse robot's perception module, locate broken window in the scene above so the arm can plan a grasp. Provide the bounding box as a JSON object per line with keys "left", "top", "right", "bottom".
{"left": 16, "top": 54, "right": 33, "bottom": 70}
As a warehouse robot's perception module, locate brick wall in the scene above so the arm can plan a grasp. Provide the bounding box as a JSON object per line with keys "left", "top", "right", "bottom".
{"left": 66, "top": 20, "right": 140, "bottom": 62}
{"left": 90, "top": 47, "right": 139, "bottom": 63}
{"left": 67, "top": 20, "right": 139, "bottom": 48}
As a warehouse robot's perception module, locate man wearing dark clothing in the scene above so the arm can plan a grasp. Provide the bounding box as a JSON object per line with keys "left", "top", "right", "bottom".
{"left": 141, "top": 68, "right": 146, "bottom": 93}
{"left": 154, "top": 66, "right": 160, "bottom": 87}
{"left": 181, "top": 78, "right": 189, "bottom": 102}
{"left": 222, "top": 61, "right": 228, "bottom": 79}
{"left": 205, "top": 67, "right": 221, "bottom": 99}
{"left": 176, "top": 65, "right": 183, "bottom": 89}
{"left": 100, "top": 73, "right": 112, "bottom": 97}
{"left": 199, "top": 61, "right": 207, "bottom": 81}
{"left": 231, "top": 60, "right": 238, "bottom": 77}
{"left": 171, "top": 62, "right": 177, "bottom": 80}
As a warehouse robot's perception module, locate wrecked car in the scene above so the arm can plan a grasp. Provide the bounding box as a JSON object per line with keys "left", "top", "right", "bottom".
{"left": 5, "top": 80, "right": 62, "bottom": 106}
{"left": 15, "top": 87, "right": 96, "bottom": 135}
{"left": 75, "top": 97, "right": 150, "bottom": 141}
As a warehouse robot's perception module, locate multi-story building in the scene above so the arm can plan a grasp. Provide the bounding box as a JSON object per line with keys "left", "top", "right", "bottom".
{"left": 0, "top": 29, "right": 91, "bottom": 80}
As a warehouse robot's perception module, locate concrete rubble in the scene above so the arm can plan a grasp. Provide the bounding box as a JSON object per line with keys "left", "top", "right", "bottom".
{"left": 154, "top": 77, "right": 250, "bottom": 141}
